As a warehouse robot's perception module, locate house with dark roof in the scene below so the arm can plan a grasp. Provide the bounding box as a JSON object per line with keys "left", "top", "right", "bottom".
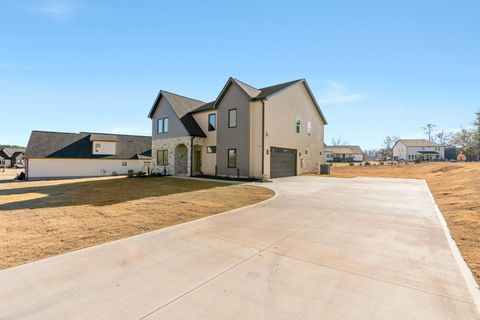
{"left": 393, "top": 139, "right": 445, "bottom": 161}
{"left": 0, "top": 147, "right": 25, "bottom": 168}
{"left": 24, "top": 131, "right": 151, "bottom": 179}
{"left": 148, "top": 77, "right": 327, "bottom": 178}
{"left": 324, "top": 145, "right": 364, "bottom": 162}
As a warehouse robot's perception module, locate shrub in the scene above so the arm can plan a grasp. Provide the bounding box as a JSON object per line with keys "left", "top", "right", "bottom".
{"left": 379, "top": 162, "right": 384, "bottom": 165}
{"left": 414, "top": 158, "right": 422, "bottom": 164}
{"left": 364, "top": 161, "right": 371, "bottom": 166}
{"left": 349, "top": 163, "right": 354, "bottom": 166}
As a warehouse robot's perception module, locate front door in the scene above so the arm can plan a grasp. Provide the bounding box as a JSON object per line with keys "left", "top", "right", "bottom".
{"left": 194, "top": 150, "right": 202, "bottom": 173}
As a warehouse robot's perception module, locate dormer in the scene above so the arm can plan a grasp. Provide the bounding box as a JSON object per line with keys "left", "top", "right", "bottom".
{"left": 90, "top": 134, "right": 118, "bottom": 155}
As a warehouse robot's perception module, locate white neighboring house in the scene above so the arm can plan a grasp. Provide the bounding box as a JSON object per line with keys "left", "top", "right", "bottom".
{"left": 324, "top": 145, "right": 364, "bottom": 162}
{"left": 393, "top": 139, "right": 445, "bottom": 161}
{"left": 24, "top": 131, "right": 152, "bottom": 180}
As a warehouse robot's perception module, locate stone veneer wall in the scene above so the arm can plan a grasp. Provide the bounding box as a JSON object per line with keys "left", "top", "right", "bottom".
{"left": 152, "top": 136, "right": 205, "bottom": 176}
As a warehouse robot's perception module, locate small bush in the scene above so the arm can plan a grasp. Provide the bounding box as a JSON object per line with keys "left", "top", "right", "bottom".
{"left": 414, "top": 159, "right": 422, "bottom": 164}
{"left": 379, "top": 162, "right": 384, "bottom": 165}
{"left": 364, "top": 161, "right": 371, "bottom": 166}
{"left": 349, "top": 163, "right": 354, "bottom": 166}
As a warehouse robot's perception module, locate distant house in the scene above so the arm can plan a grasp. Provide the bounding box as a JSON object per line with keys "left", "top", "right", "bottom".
{"left": 324, "top": 145, "right": 364, "bottom": 162}
{"left": 0, "top": 147, "right": 25, "bottom": 168}
{"left": 393, "top": 139, "right": 444, "bottom": 161}
{"left": 24, "top": 131, "right": 152, "bottom": 180}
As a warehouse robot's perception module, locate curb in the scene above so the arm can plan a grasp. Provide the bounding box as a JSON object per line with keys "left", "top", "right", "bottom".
{"left": 423, "top": 180, "right": 480, "bottom": 314}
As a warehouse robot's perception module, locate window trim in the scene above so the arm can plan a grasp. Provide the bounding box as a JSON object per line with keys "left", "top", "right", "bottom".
{"left": 157, "top": 150, "right": 169, "bottom": 166}
{"left": 228, "top": 108, "right": 237, "bottom": 128}
{"left": 157, "top": 117, "right": 169, "bottom": 134}
{"left": 227, "top": 148, "right": 237, "bottom": 168}
{"left": 296, "top": 116, "right": 301, "bottom": 134}
{"left": 208, "top": 113, "right": 216, "bottom": 131}
{"left": 163, "top": 117, "right": 169, "bottom": 133}
{"left": 207, "top": 146, "right": 217, "bottom": 153}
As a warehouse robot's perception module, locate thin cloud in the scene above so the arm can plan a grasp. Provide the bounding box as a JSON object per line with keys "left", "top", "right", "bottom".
{"left": 19, "top": 0, "right": 82, "bottom": 20}
{"left": 318, "top": 80, "right": 365, "bottom": 104}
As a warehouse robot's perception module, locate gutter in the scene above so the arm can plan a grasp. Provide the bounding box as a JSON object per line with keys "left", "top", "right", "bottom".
{"left": 190, "top": 136, "right": 194, "bottom": 177}
{"left": 261, "top": 98, "right": 266, "bottom": 175}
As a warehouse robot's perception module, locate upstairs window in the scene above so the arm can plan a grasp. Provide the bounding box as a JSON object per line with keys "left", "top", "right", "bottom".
{"left": 296, "top": 116, "right": 301, "bottom": 134}
{"left": 157, "top": 117, "right": 169, "bottom": 134}
{"left": 208, "top": 113, "right": 216, "bottom": 131}
{"left": 307, "top": 121, "right": 312, "bottom": 136}
{"left": 228, "top": 109, "right": 237, "bottom": 128}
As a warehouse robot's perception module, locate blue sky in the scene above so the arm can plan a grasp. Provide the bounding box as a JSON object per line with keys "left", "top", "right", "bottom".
{"left": 1, "top": 0, "right": 479, "bottom": 149}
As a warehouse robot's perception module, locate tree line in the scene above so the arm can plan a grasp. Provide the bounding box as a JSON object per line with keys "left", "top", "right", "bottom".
{"left": 366, "top": 111, "right": 480, "bottom": 161}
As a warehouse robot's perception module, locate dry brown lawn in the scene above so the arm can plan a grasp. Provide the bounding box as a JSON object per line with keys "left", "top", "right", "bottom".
{"left": 0, "top": 176, "right": 274, "bottom": 269}
{"left": 331, "top": 162, "right": 480, "bottom": 283}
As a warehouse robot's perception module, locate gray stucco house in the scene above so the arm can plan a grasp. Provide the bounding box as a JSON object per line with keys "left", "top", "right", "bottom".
{"left": 148, "top": 77, "right": 327, "bottom": 179}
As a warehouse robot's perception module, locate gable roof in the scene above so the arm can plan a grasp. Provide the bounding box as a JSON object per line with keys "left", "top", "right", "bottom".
{"left": 324, "top": 145, "right": 364, "bottom": 154}
{"left": 3, "top": 147, "right": 25, "bottom": 157}
{"left": 0, "top": 150, "right": 9, "bottom": 160}
{"left": 148, "top": 77, "right": 328, "bottom": 137}
{"left": 255, "top": 79, "right": 304, "bottom": 100}
{"left": 147, "top": 90, "right": 206, "bottom": 137}
{"left": 396, "top": 139, "right": 443, "bottom": 148}
{"left": 25, "top": 131, "right": 151, "bottom": 160}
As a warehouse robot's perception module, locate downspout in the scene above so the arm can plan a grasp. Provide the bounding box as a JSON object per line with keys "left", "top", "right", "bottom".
{"left": 190, "top": 136, "right": 194, "bottom": 177}
{"left": 261, "top": 98, "right": 266, "bottom": 175}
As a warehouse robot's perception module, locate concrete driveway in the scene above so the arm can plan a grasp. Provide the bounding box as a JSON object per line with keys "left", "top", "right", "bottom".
{"left": 1, "top": 176, "right": 479, "bottom": 319}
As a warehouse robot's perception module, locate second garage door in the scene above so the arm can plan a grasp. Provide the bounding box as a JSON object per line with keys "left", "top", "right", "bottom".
{"left": 270, "top": 147, "right": 297, "bottom": 178}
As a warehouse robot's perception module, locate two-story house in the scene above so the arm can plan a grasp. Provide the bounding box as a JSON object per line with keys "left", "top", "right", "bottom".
{"left": 393, "top": 139, "right": 445, "bottom": 161}
{"left": 148, "top": 77, "right": 327, "bottom": 179}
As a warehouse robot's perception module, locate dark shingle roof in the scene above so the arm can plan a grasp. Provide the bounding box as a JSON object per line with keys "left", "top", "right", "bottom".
{"left": 89, "top": 133, "right": 119, "bottom": 142}
{"left": 25, "top": 131, "right": 151, "bottom": 160}
{"left": 190, "top": 101, "right": 215, "bottom": 114}
{"left": 148, "top": 77, "right": 327, "bottom": 136}
{"left": 148, "top": 90, "right": 207, "bottom": 137}
{"left": 180, "top": 113, "right": 206, "bottom": 137}
{"left": 0, "top": 150, "right": 9, "bottom": 160}
{"left": 255, "top": 79, "right": 304, "bottom": 100}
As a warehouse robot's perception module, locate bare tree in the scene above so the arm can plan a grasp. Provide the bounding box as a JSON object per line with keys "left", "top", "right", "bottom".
{"left": 435, "top": 130, "right": 451, "bottom": 145}
{"left": 382, "top": 135, "right": 400, "bottom": 159}
{"left": 422, "top": 123, "right": 437, "bottom": 141}
{"left": 330, "top": 137, "right": 348, "bottom": 146}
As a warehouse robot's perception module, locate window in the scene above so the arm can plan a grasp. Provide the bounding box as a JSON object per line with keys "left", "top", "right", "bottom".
{"left": 228, "top": 109, "right": 237, "bottom": 128}
{"left": 307, "top": 121, "right": 312, "bottom": 136}
{"left": 228, "top": 149, "right": 237, "bottom": 168}
{"left": 95, "top": 143, "right": 102, "bottom": 152}
{"left": 157, "top": 117, "right": 169, "bottom": 134}
{"left": 208, "top": 113, "right": 216, "bottom": 131}
{"left": 157, "top": 150, "right": 168, "bottom": 165}
{"left": 296, "top": 116, "right": 301, "bottom": 134}
{"left": 121, "top": 161, "right": 127, "bottom": 166}
{"left": 305, "top": 149, "right": 309, "bottom": 155}
{"left": 207, "top": 146, "right": 216, "bottom": 153}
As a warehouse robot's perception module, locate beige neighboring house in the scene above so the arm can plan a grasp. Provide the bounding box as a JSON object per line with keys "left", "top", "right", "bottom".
{"left": 393, "top": 139, "right": 445, "bottom": 161}
{"left": 324, "top": 145, "right": 364, "bottom": 162}
{"left": 148, "top": 77, "right": 328, "bottom": 179}
{"left": 24, "top": 131, "right": 152, "bottom": 180}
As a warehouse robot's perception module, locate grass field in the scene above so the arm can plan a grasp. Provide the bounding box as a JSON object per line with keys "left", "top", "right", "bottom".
{"left": 0, "top": 176, "right": 274, "bottom": 269}
{"left": 331, "top": 162, "right": 480, "bottom": 284}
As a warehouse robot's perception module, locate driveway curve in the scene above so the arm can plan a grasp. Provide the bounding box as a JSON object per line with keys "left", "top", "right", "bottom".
{"left": 1, "top": 176, "right": 479, "bottom": 319}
